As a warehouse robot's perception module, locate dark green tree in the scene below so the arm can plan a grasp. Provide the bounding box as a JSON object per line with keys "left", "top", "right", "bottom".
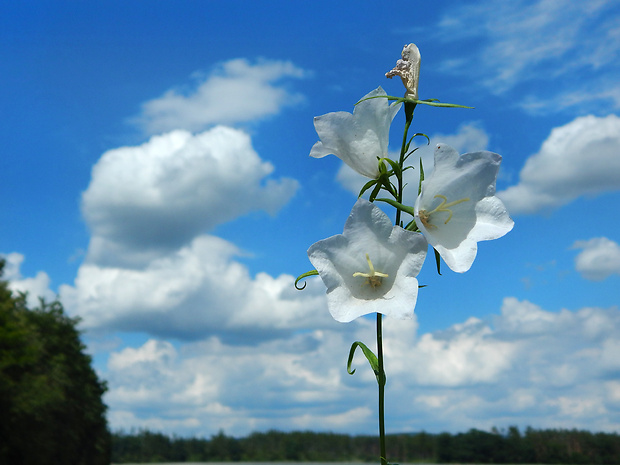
{"left": 0, "top": 259, "right": 110, "bottom": 465}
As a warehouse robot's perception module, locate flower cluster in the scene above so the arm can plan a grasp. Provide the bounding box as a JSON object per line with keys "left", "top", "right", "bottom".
{"left": 302, "top": 43, "right": 514, "bottom": 323}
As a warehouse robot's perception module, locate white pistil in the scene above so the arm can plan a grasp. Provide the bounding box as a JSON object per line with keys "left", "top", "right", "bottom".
{"left": 418, "top": 194, "right": 470, "bottom": 229}
{"left": 353, "top": 254, "right": 388, "bottom": 289}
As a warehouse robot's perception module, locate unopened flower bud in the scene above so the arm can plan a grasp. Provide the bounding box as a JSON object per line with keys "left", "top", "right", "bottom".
{"left": 386, "top": 43, "right": 421, "bottom": 100}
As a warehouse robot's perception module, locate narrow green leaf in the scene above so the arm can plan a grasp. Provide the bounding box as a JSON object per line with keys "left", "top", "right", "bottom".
{"left": 295, "top": 270, "right": 318, "bottom": 290}
{"left": 347, "top": 341, "right": 385, "bottom": 386}
{"left": 418, "top": 157, "right": 425, "bottom": 195}
{"left": 434, "top": 248, "right": 442, "bottom": 275}
{"left": 381, "top": 178, "right": 397, "bottom": 198}
{"left": 369, "top": 181, "right": 383, "bottom": 202}
{"left": 358, "top": 179, "right": 378, "bottom": 198}
{"left": 381, "top": 157, "right": 401, "bottom": 177}
{"left": 356, "top": 94, "right": 473, "bottom": 109}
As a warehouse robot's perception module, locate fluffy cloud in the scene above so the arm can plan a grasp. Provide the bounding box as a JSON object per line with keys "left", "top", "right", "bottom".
{"left": 133, "top": 58, "right": 306, "bottom": 134}
{"left": 572, "top": 237, "right": 620, "bottom": 281}
{"left": 498, "top": 114, "right": 620, "bottom": 214}
{"left": 82, "top": 126, "right": 298, "bottom": 267}
{"left": 0, "top": 252, "right": 56, "bottom": 307}
{"left": 336, "top": 122, "right": 489, "bottom": 196}
{"left": 101, "top": 297, "right": 620, "bottom": 437}
{"left": 60, "top": 234, "right": 332, "bottom": 342}
{"left": 105, "top": 330, "right": 370, "bottom": 436}
{"left": 435, "top": 0, "right": 620, "bottom": 102}
{"left": 404, "top": 318, "right": 515, "bottom": 387}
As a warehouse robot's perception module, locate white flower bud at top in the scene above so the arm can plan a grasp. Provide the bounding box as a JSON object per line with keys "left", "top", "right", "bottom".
{"left": 385, "top": 43, "right": 421, "bottom": 100}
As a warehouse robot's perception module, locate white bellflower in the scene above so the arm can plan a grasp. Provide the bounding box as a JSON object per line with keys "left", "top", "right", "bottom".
{"left": 310, "top": 87, "right": 401, "bottom": 179}
{"left": 308, "top": 199, "right": 427, "bottom": 323}
{"left": 414, "top": 144, "right": 514, "bottom": 273}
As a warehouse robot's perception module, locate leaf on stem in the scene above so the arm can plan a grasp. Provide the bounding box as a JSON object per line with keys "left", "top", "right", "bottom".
{"left": 357, "top": 94, "right": 473, "bottom": 109}
{"left": 347, "top": 341, "right": 385, "bottom": 386}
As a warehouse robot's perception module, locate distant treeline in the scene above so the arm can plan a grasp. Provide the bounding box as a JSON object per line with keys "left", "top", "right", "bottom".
{"left": 111, "top": 427, "right": 620, "bottom": 464}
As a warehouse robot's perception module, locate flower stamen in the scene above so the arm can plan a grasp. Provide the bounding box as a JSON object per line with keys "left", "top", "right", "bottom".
{"left": 353, "top": 254, "right": 388, "bottom": 289}
{"left": 418, "top": 194, "right": 470, "bottom": 229}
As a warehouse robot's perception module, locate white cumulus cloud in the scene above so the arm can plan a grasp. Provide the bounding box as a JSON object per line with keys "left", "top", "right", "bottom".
{"left": 82, "top": 126, "right": 298, "bottom": 267}
{"left": 100, "top": 297, "right": 620, "bottom": 437}
{"left": 498, "top": 114, "right": 620, "bottom": 214}
{"left": 60, "top": 234, "right": 333, "bottom": 342}
{"left": 0, "top": 252, "right": 56, "bottom": 307}
{"left": 572, "top": 237, "right": 620, "bottom": 281}
{"left": 133, "top": 58, "right": 307, "bottom": 134}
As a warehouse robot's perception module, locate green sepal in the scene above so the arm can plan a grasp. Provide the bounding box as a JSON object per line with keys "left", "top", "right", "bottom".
{"left": 404, "top": 219, "right": 419, "bottom": 232}
{"left": 347, "top": 340, "right": 385, "bottom": 386}
{"left": 378, "top": 158, "right": 389, "bottom": 176}
{"left": 381, "top": 157, "right": 402, "bottom": 178}
{"left": 369, "top": 181, "right": 383, "bottom": 202}
{"left": 381, "top": 178, "right": 398, "bottom": 199}
{"left": 434, "top": 248, "right": 442, "bottom": 275}
{"left": 418, "top": 157, "right": 425, "bottom": 195}
{"left": 356, "top": 94, "right": 473, "bottom": 109}
{"left": 375, "top": 198, "right": 415, "bottom": 218}
{"left": 381, "top": 181, "right": 397, "bottom": 199}
{"left": 358, "top": 178, "right": 378, "bottom": 198}
{"left": 295, "top": 270, "right": 318, "bottom": 290}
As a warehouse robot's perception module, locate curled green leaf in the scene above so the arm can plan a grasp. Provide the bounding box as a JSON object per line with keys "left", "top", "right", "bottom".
{"left": 347, "top": 341, "right": 385, "bottom": 386}
{"left": 403, "top": 135, "right": 428, "bottom": 162}
{"left": 412, "top": 132, "right": 430, "bottom": 145}
{"left": 295, "top": 270, "right": 319, "bottom": 290}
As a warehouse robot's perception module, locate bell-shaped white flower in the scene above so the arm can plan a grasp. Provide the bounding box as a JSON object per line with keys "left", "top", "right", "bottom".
{"left": 308, "top": 198, "right": 427, "bottom": 323}
{"left": 414, "top": 144, "right": 514, "bottom": 273}
{"left": 309, "top": 87, "right": 402, "bottom": 179}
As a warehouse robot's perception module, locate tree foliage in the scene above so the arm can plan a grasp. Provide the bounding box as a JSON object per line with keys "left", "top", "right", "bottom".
{"left": 0, "top": 259, "right": 110, "bottom": 465}
{"left": 111, "top": 426, "right": 620, "bottom": 463}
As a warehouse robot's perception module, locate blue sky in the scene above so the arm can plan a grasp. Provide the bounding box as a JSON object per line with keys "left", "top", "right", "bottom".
{"left": 2, "top": 0, "right": 620, "bottom": 437}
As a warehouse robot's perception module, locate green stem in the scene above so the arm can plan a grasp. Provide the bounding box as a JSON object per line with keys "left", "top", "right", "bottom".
{"left": 375, "top": 101, "right": 416, "bottom": 465}
{"left": 395, "top": 101, "right": 416, "bottom": 227}
{"left": 377, "top": 313, "right": 387, "bottom": 465}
